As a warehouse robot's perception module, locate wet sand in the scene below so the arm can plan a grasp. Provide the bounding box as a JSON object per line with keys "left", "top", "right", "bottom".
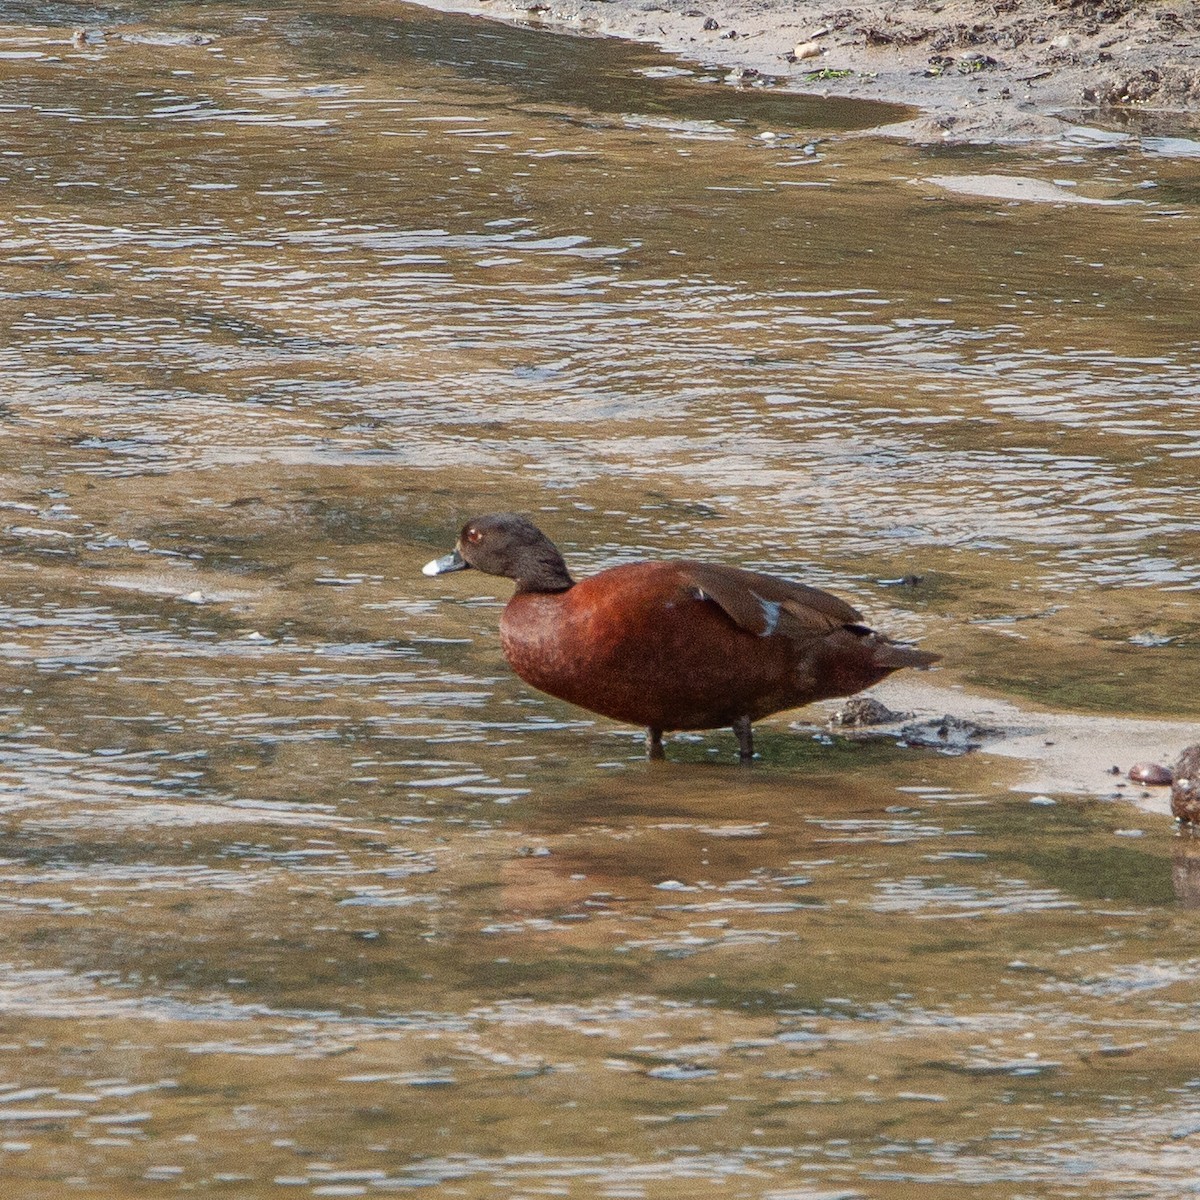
{"left": 412, "top": 0, "right": 1200, "bottom": 143}
{"left": 818, "top": 678, "right": 1194, "bottom": 815}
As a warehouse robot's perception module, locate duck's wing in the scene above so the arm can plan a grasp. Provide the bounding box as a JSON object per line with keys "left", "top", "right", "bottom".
{"left": 680, "top": 561, "right": 864, "bottom": 639}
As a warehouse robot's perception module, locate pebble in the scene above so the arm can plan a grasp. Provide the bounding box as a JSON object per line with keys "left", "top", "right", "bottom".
{"left": 792, "top": 40, "right": 823, "bottom": 61}
{"left": 1029, "top": 795, "right": 1057, "bottom": 806}
{"left": 1128, "top": 761, "right": 1173, "bottom": 786}
{"left": 829, "top": 696, "right": 903, "bottom": 728}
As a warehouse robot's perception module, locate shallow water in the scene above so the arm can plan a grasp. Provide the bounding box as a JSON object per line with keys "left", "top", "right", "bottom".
{"left": 2, "top": 0, "right": 1200, "bottom": 1196}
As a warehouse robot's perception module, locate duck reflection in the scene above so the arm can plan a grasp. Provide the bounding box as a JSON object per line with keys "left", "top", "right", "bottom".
{"left": 1172, "top": 824, "right": 1200, "bottom": 908}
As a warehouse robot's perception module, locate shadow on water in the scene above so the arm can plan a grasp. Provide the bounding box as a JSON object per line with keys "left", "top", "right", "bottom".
{"left": 1, "top": 0, "right": 909, "bottom": 129}
{"left": 302, "top": 2, "right": 910, "bottom": 131}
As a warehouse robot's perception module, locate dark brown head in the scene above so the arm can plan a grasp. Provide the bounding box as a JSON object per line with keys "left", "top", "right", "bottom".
{"left": 422, "top": 513, "right": 574, "bottom": 593}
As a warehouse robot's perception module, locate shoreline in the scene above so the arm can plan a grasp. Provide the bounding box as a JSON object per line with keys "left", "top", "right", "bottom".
{"left": 411, "top": 0, "right": 1200, "bottom": 144}
{"left": 824, "top": 678, "right": 1193, "bottom": 817}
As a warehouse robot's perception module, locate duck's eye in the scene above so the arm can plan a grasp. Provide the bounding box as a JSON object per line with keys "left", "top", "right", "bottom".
{"left": 465, "top": 527, "right": 483, "bottom": 543}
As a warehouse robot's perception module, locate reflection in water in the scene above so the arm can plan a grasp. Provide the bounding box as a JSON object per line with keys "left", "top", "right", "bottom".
{"left": 1, "top": 1, "right": 1200, "bottom": 1197}
{"left": 1173, "top": 828, "right": 1200, "bottom": 907}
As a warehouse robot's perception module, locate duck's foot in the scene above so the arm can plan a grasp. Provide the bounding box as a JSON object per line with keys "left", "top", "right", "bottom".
{"left": 647, "top": 727, "right": 665, "bottom": 760}
{"left": 733, "top": 716, "right": 754, "bottom": 764}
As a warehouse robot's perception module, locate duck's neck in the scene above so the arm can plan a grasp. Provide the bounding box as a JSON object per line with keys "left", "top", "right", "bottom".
{"left": 513, "top": 548, "right": 575, "bottom": 594}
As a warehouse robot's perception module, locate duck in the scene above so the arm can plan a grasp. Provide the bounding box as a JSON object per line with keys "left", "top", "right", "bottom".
{"left": 423, "top": 513, "right": 940, "bottom": 761}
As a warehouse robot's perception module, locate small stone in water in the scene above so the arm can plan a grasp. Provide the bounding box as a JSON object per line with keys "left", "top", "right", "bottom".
{"left": 1029, "top": 795, "right": 1057, "bottom": 806}
{"left": 1128, "top": 761, "right": 1172, "bottom": 786}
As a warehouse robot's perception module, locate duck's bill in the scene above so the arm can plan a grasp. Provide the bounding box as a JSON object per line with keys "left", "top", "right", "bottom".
{"left": 422, "top": 549, "right": 471, "bottom": 577}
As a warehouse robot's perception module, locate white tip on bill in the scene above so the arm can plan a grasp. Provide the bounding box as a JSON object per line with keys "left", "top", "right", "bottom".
{"left": 421, "top": 559, "right": 442, "bottom": 577}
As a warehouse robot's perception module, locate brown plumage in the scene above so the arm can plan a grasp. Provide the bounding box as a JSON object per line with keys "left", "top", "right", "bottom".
{"left": 423, "top": 513, "right": 940, "bottom": 761}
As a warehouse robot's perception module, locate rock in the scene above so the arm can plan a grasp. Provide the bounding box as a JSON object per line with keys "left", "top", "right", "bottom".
{"left": 898, "top": 714, "right": 996, "bottom": 754}
{"left": 958, "top": 52, "right": 999, "bottom": 74}
{"left": 1128, "top": 761, "right": 1173, "bottom": 786}
{"left": 1171, "top": 745, "right": 1200, "bottom": 824}
{"left": 702, "top": 16, "right": 719, "bottom": 30}
{"left": 792, "top": 40, "right": 823, "bottom": 61}
{"left": 829, "top": 697, "right": 904, "bottom": 727}
{"left": 72, "top": 28, "right": 107, "bottom": 47}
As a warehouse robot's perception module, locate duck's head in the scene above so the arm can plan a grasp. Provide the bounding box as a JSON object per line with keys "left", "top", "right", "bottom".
{"left": 422, "top": 513, "right": 574, "bottom": 592}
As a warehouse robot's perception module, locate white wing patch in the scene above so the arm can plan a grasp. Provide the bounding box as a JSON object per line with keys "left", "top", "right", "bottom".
{"left": 752, "top": 593, "right": 782, "bottom": 637}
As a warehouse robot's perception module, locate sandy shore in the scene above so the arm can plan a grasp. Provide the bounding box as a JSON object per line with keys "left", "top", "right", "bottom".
{"left": 414, "top": 0, "right": 1200, "bottom": 143}
{"left": 822, "top": 677, "right": 1194, "bottom": 817}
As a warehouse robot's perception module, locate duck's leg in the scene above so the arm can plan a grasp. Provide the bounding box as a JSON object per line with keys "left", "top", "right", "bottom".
{"left": 733, "top": 716, "right": 754, "bottom": 763}
{"left": 647, "top": 727, "right": 665, "bottom": 760}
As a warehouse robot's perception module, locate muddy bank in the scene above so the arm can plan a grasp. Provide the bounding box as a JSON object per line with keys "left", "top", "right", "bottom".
{"left": 412, "top": 0, "right": 1200, "bottom": 142}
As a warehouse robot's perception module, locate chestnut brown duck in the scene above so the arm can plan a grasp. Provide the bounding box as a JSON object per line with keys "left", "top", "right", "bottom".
{"left": 423, "top": 514, "right": 940, "bottom": 761}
